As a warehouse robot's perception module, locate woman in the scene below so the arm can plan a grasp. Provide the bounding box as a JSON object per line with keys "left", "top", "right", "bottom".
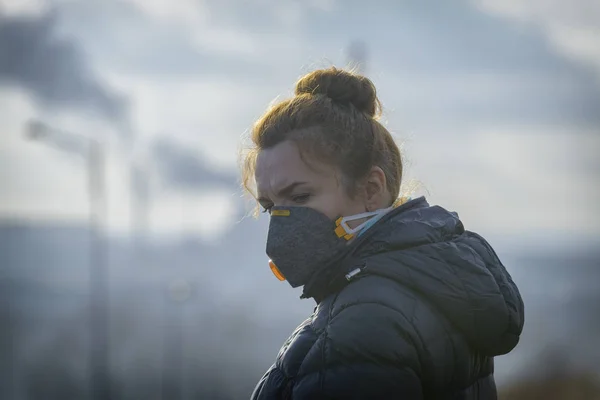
{"left": 242, "top": 67, "right": 524, "bottom": 399}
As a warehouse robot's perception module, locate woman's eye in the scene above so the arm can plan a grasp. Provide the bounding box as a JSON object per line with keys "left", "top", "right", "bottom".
{"left": 292, "top": 194, "right": 310, "bottom": 204}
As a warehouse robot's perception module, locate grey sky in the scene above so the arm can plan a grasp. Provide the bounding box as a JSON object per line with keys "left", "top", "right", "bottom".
{"left": 0, "top": 0, "right": 598, "bottom": 240}
{"left": 47, "top": 0, "right": 600, "bottom": 131}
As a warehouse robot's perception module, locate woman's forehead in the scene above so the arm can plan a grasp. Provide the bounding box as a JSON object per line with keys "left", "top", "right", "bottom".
{"left": 255, "top": 141, "right": 302, "bottom": 173}
{"left": 255, "top": 141, "right": 334, "bottom": 194}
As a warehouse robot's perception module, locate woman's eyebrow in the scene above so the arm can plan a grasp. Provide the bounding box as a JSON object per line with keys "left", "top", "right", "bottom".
{"left": 257, "top": 181, "right": 309, "bottom": 203}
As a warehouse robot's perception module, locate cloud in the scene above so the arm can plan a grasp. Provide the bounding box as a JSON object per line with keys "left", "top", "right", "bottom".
{"left": 122, "top": 0, "right": 335, "bottom": 31}
{"left": 288, "top": 0, "right": 600, "bottom": 129}
{"left": 59, "top": 0, "right": 598, "bottom": 129}
{"left": 378, "top": 69, "right": 600, "bottom": 130}
{"left": 120, "top": 0, "right": 210, "bottom": 26}
{"left": 151, "top": 137, "right": 239, "bottom": 192}
{"left": 5, "top": 0, "right": 599, "bottom": 132}
{"left": 0, "top": 11, "right": 130, "bottom": 133}
{"left": 405, "top": 126, "right": 600, "bottom": 238}
{"left": 0, "top": 0, "right": 47, "bottom": 16}
{"left": 471, "top": 0, "right": 600, "bottom": 81}
{"left": 52, "top": 0, "right": 314, "bottom": 80}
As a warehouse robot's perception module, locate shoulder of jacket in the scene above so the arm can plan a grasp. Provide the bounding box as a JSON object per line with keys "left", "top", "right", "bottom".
{"left": 325, "top": 274, "right": 419, "bottom": 322}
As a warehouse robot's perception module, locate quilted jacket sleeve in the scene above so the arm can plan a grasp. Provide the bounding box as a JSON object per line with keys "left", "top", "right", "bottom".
{"left": 293, "top": 302, "right": 424, "bottom": 399}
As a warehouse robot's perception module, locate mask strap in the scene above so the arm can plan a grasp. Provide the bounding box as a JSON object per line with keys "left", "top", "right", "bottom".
{"left": 334, "top": 206, "right": 393, "bottom": 239}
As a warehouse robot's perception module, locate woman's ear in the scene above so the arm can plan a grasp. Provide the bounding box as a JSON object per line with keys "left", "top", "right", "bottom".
{"left": 363, "top": 166, "right": 388, "bottom": 211}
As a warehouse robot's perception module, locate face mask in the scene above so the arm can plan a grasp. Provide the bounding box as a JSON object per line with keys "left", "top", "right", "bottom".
{"left": 266, "top": 205, "right": 393, "bottom": 287}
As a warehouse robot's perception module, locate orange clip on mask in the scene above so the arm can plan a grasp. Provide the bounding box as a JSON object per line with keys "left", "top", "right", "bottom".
{"left": 269, "top": 259, "right": 286, "bottom": 281}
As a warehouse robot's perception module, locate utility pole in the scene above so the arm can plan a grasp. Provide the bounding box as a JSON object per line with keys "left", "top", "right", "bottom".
{"left": 88, "top": 140, "right": 110, "bottom": 400}
{"left": 162, "top": 278, "right": 192, "bottom": 400}
{"left": 131, "top": 162, "right": 150, "bottom": 263}
{"left": 25, "top": 120, "right": 111, "bottom": 400}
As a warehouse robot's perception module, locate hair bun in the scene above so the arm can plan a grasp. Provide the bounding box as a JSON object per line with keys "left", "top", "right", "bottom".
{"left": 294, "top": 67, "right": 380, "bottom": 118}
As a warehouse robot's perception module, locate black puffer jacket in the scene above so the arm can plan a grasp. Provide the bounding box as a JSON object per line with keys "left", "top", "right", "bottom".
{"left": 251, "top": 197, "right": 524, "bottom": 399}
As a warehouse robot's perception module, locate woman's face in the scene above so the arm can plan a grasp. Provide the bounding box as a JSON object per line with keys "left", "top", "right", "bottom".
{"left": 255, "top": 140, "right": 370, "bottom": 219}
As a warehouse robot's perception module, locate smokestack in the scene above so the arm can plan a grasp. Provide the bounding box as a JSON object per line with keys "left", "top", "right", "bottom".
{"left": 346, "top": 40, "right": 368, "bottom": 75}
{"left": 131, "top": 162, "right": 150, "bottom": 259}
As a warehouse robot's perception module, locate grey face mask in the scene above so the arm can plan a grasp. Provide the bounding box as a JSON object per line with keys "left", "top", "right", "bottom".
{"left": 266, "top": 205, "right": 392, "bottom": 288}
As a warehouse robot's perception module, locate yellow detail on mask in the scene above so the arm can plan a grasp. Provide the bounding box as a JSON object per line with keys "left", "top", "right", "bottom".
{"left": 271, "top": 209, "right": 291, "bottom": 217}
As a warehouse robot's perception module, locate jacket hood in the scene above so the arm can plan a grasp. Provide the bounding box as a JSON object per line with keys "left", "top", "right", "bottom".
{"left": 304, "top": 197, "right": 524, "bottom": 357}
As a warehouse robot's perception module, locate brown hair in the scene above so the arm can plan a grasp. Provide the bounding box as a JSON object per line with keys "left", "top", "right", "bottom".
{"left": 241, "top": 67, "right": 403, "bottom": 213}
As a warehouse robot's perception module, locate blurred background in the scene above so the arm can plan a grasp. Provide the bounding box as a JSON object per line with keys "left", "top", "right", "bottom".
{"left": 1, "top": 0, "right": 599, "bottom": 399}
